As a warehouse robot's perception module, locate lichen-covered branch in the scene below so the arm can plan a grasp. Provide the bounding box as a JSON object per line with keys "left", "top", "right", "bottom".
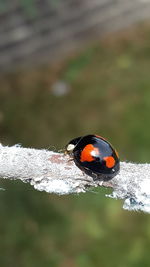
{"left": 0, "top": 144, "right": 150, "bottom": 213}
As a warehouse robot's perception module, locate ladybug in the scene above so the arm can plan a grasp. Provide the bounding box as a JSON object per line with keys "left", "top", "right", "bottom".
{"left": 65, "top": 134, "right": 120, "bottom": 180}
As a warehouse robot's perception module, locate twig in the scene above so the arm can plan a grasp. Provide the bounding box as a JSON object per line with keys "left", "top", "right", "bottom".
{"left": 0, "top": 144, "right": 150, "bottom": 213}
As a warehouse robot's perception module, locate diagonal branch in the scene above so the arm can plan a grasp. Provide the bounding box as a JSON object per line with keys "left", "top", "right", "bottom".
{"left": 0, "top": 144, "right": 150, "bottom": 213}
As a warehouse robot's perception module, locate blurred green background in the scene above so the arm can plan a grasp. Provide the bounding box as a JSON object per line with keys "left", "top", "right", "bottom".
{"left": 0, "top": 22, "right": 150, "bottom": 267}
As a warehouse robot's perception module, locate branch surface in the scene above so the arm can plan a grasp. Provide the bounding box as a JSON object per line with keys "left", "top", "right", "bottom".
{"left": 0, "top": 144, "right": 150, "bottom": 213}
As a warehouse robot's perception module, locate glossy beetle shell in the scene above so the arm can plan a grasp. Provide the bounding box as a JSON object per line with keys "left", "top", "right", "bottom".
{"left": 66, "top": 134, "right": 120, "bottom": 180}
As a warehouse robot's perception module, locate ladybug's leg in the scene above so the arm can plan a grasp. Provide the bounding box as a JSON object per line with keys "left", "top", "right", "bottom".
{"left": 63, "top": 150, "right": 74, "bottom": 162}
{"left": 58, "top": 148, "right": 65, "bottom": 153}
{"left": 75, "top": 177, "right": 92, "bottom": 183}
{"left": 67, "top": 157, "right": 74, "bottom": 162}
{"left": 82, "top": 170, "right": 87, "bottom": 177}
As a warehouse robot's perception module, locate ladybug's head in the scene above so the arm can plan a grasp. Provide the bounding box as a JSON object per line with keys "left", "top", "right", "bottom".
{"left": 65, "top": 136, "right": 83, "bottom": 155}
{"left": 65, "top": 143, "right": 75, "bottom": 154}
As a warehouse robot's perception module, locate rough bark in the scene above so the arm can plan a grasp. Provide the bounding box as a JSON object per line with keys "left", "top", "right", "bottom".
{"left": 0, "top": 144, "right": 149, "bottom": 213}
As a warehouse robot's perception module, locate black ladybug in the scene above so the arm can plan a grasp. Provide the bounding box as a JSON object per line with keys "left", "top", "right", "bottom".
{"left": 65, "top": 134, "right": 120, "bottom": 180}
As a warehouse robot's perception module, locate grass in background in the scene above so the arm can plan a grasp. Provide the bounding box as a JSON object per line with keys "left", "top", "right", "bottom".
{"left": 1, "top": 22, "right": 150, "bottom": 161}
{"left": 0, "top": 22, "right": 150, "bottom": 267}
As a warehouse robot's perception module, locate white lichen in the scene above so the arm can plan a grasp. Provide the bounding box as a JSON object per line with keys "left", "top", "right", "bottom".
{"left": 0, "top": 144, "right": 150, "bottom": 213}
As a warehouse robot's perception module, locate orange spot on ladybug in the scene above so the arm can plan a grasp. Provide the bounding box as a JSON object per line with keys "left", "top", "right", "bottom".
{"left": 80, "top": 144, "right": 99, "bottom": 162}
{"left": 104, "top": 156, "right": 115, "bottom": 168}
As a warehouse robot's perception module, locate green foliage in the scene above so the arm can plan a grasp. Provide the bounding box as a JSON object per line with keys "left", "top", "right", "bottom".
{"left": 63, "top": 47, "right": 98, "bottom": 82}
{"left": 0, "top": 0, "right": 62, "bottom": 16}
{"left": 0, "top": 22, "right": 150, "bottom": 266}
{"left": 20, "top": 0, "right": 38, "bottom": 18}
{"left": 0, "top": 0, "right": 9, "bottom": 13}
